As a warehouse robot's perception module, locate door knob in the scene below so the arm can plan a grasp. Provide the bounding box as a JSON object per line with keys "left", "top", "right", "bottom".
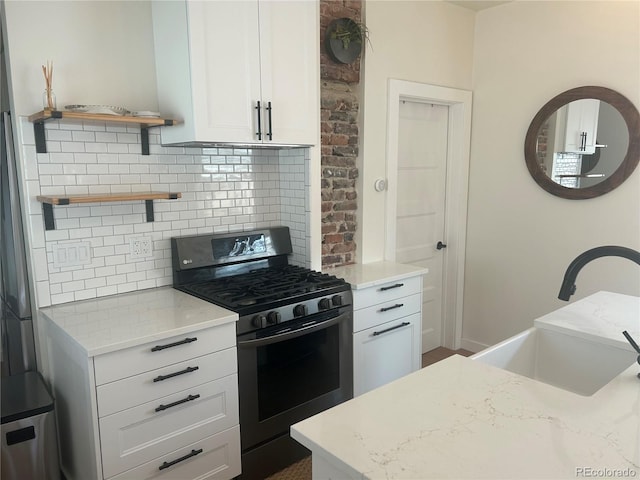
{"left": 436, "top": 241, "right": 447, "bottom": 250}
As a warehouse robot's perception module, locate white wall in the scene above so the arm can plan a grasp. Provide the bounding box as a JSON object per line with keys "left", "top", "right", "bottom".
{"left": 358, "top": 0, "right": 475, "bottom": 262}
{"left": 463, "top": 0, "right": 640, "bottom": 350}
{"left": 3, "top": 0, "right": 158, "bottom": 116}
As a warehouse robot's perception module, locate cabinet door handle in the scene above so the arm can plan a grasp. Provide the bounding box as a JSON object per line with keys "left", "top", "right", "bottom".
{"left": 266, "top": 101, "right": 273, "bottom": 140}
{"left": 372, "top": 321, "right": 410, "bottom": 337}
{"left": 150, "top": 337, "right": 197, "bottom": 352}
{"left": 155, "top": 394, "right": 200, "bottom": 412}
{"left": 379, "top": 283, "right": 404, "bottom": 291}
{"left": 255, "top": 101, "right": 262, "bottom": 140}
{"left": 153, "top": 366, "right": 199, "bottom": 383}
{"left": 379, "top": 303, "right": 404, "bottom": 313}
{"left": 158, "top": 448, "right": 203, "bottom": 471}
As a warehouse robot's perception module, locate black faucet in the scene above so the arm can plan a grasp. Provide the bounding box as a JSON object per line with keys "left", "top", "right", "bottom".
{"left": 622, "top": 331, "right": 640, "bottom": 379}
{"left": 558, "top": 246, "right": 640, "bottom": 301}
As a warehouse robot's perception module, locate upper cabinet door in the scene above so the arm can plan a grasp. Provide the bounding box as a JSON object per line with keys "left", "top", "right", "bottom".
{"left": 187, "top": 1, "right": 262, "bottom": 144}
{"left": 258, "top": 0, "right": 319, "bottom": 146}
{"left": 152, "top": 0, "right": 318, "bottom": 147}
{"left": 562, "top": 99, "right": 600, "bottom": 154}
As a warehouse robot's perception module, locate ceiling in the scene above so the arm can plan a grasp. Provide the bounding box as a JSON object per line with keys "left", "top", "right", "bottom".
{"left": 446, "top": 1, "right": 511, "bottom": 11}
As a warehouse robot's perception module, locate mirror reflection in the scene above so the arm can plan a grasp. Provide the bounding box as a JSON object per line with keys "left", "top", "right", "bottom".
{"left": 535, "top": 100, "right": 629, "bottom": 189}
{"left": 524, "top": 86, "right": 640, "bottom": 200}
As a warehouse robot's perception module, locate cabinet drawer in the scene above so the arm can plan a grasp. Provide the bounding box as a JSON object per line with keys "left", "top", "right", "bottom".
{"left": 100, "top": 374, "right": 239, "bottom": 478}
{"left": 108, "top": 425, "right": 241, "bottom": 480}
{"left": 353, "top": 293, "right": 421, "bottom": 333}
{"left": 352, "top": 276, "right": 421, "bottom": 311}
{"left": 94, "top": 322, "right": 236, "bottom": 385}
{"left": 97, "top": 347, "right": 237, "bottom": 417}
{"left": 354, "top": 312, "right": 421, "bottom": 396}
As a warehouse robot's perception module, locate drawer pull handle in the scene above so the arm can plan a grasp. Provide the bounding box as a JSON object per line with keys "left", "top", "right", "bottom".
{"left": 153, "top": 366, "right": 199, "bottom": 383}
{"left": 372, "top": 321, "right": 410, "bottom": 337}
{"left": 158, "top": 448, "right": 203, "bottom": 471}
{"left": 379, "top": 303, "right": 404, "bottom": 313}
{"left": 150, "top": 337, "right": 197, "bottom": 352}
{"left": 155, "top": 394, "right": 201, "bottom": 412}
{"left": 379, "top": 283, "right": 404, "bottom": 291}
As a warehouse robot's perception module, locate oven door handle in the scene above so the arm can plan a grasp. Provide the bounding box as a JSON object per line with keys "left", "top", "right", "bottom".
{"left": 237, "top": 314, "right": 346, "bottom": 348}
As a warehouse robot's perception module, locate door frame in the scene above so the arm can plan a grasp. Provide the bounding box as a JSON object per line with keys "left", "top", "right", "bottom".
{"left": 384, "top": 79, "right": 472, "bottom": 350}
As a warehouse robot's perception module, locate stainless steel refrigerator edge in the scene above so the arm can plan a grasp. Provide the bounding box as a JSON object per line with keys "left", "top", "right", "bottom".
{"left": 1, "top": 22, "right": 37, "bottom": 376}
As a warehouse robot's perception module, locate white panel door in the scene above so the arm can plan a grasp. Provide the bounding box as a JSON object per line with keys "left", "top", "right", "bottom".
{"left": 396, "top": 101, "right": 448, "bottom": 353}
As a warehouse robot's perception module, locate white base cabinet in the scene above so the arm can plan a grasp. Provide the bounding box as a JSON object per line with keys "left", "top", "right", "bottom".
{"left": 41, "top": 320, "right": 241, "bottom": 480}
{"left": 351, "top": 275, "right": 423, "bottom": 397}
{"left": 354, "top": 312, "right": 421, "bottom": 396}
{"left": 109, "top": 426, "right": 241, "bottom": 480}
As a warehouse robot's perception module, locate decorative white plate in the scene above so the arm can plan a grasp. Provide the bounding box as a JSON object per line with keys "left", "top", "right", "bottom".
{"left": 131, "top": 111, "right": 161, "bottom": 118}
{"left": 64, "top": 105, "right": 129, "bottom": 116}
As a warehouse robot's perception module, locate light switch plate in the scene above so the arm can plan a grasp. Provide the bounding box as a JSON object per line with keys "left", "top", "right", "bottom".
{"left": 52, "top": 242, "right": 92, "bottom": 269}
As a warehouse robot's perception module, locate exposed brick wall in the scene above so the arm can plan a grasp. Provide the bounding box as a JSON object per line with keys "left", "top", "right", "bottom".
{"left": 320, "top": 0, "right": 362, "bottom": 268}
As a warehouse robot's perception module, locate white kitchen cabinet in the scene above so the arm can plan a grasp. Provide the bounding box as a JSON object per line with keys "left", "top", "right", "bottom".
{"left": 328, "top": 263, "right": 427, "bottom": 398}
{"left": 38, "top": 290, "right": 241, "bottom": 480}
{"left": 97, "top": 340, "right": 239, "bottom": 479}
{"left": 352, "top": 279, "right": 422, "bottom": 396}
{"left": 152, "top": 0, "right": 318, "bottom": 147}
{"left": 557, "top": 99, "right": 600, "bottom": 154}
{"left": 354, "top": 311, "right": 421, "bottom": 396}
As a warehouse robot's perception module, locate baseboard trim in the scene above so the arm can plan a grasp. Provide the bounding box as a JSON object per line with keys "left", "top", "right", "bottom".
{"left": 460, "top": 338, "right": 489, "bottom": 354}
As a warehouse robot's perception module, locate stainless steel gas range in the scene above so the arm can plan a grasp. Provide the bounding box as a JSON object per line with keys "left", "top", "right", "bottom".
{"left": 171, "top": 227, "right": 353, "bottom": 479}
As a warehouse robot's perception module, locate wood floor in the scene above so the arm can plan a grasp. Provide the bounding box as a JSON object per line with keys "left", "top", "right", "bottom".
{"left": 422, "top": 346, "right": 474, "bottom": 367}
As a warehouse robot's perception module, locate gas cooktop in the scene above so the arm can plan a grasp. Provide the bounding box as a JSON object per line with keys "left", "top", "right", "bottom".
{"left": 177, "top": 265, "right": 349, "bottom": 314}
{"left": 171, "top": 227, "right": 352, "bottom": 335}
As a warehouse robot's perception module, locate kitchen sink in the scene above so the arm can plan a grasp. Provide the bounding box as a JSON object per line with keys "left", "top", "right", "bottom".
{"left": 471, "top": 327, "right": 636, "bottom": 396}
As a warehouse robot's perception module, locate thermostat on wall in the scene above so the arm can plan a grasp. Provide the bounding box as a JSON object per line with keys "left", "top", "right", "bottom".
{"left": 374, "top": 179, "right": 387, "bottom": 192}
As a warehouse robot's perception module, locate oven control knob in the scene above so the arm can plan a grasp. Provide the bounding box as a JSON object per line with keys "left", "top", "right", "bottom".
{"left": 252, "top": 314, "right": 266, "bottom": 328}
{"left": 331, "top": 295, "right": 343, "bottom": 307}
{"left": 318, "top": 298, "right": 331, "bottom": 310}
{"left": 267, "top": 311, "right": 281, "bottom": 325}
{"left": 293, "top": 304, "right": 308, "bottom": 317}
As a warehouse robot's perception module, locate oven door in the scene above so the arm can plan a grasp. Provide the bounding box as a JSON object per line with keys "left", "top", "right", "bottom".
{"left": 237, "top": 308, "right": 353, "bottom": 452}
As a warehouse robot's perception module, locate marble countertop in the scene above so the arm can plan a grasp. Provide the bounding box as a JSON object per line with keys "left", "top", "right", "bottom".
{"left": 535, "top": 291, "right": 639, "bottom": 350}
{"left": 291, "top": 291, "right": 640, "bottom": 479}
{"left": 326, "top": 261, "right": 428, "bottom": 289}
{"left": 38, "top": 287, "right": 237, "bottom": 357}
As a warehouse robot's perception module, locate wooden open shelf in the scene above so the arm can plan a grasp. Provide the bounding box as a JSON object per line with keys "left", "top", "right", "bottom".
{"left": 37, "top": 192, "right": 181, "bottom": 205}
{"left": 28, "top": 110, "right": 178, "bottom": 155}
{"left": 37, "top": 192, "right": 182, "bottom": 230}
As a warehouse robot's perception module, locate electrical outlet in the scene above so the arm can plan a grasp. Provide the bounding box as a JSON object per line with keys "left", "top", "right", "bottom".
{"left": 129, "top": 236, "right": 153, "bottom": 259}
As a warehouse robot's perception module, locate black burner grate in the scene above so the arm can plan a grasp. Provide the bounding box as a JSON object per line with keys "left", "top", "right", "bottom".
{"left": 182, "top": 265, "right": 346, "bottom": 311}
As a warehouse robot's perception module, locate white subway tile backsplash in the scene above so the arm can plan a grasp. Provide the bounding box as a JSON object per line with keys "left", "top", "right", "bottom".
{"left": 96, "top": 286, "right": 118, "bottom": 297}
{"left": 74, "top": 289, "right": 97, "bottom": 301}
{"left": 20, "top": 118, "right": 310, "bottom": 305}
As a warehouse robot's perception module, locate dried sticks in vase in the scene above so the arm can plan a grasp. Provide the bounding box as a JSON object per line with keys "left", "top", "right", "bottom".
{"left": 42, "top": 61, "right": 55, "bottom": 111}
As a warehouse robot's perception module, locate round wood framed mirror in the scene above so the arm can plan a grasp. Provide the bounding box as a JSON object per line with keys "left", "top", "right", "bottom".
{"left": 524, "top": 86, "right": 640, "bottom": 199}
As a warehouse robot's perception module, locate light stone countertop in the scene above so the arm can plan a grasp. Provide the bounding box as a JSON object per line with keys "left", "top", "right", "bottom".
{"left": 291, "top": 291, "right": 640, "bottom": 479}
{"left": 38, "top": 286, "right": 237, "bottom": 357}
{"left": 534, "top": 291, "right": 639, "bottom": 350}
{"left": 326, "top": 261, "right": 428, "bottom": 289}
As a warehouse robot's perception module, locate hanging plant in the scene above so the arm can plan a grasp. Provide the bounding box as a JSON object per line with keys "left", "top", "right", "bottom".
{"left": 325, "top": 18, "right": 371, "bottom": 65}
